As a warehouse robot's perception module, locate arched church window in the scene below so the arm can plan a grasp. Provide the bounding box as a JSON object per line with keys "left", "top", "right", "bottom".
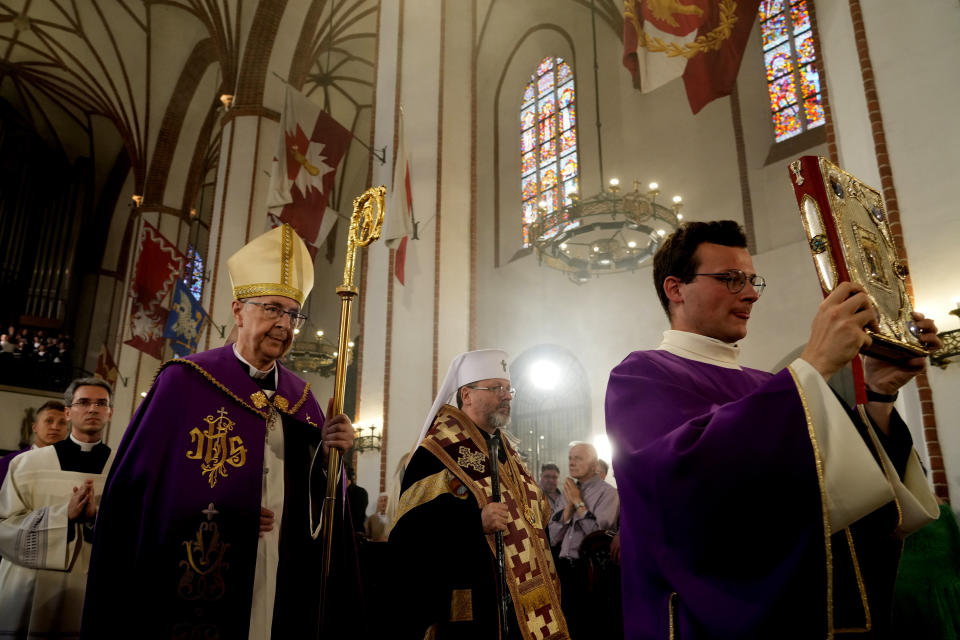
{"left": 759, "top": 0, "right": 825, "bottom": 141}
{"left": 520, "top": 56, "right": 579, "bottom": 247}
{"left": 183, "top": 244, "right": 205, "bottom": 300}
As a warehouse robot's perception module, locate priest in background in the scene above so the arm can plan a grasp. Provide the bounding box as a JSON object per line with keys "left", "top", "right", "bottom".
{"left": 606, "top": 220, "right": 941, "bottom": 639}
{"left": 0, "top": 378, "right": 113, "bottom": 637}
{"left": 391, "top": 349, "right": 569, "bottom": 640}
{"left": 82, "top": 224, "right": 359, "bottom": 639}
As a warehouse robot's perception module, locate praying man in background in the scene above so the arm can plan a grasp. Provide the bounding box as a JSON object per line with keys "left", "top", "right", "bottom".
{"left": 606, "top": 220, "right": 941, "bottom": 639}
{"left": 82, "top": 224, "right": 360, "bottom": 639}
{"left": 0, "top": 378, "right": 113, "bottom": 637}
{"left": 390, "top": 349, "right": 569, "bottom": 640}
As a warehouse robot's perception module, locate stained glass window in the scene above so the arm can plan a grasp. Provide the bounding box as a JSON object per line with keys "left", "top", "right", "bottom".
{"left": 760, "top": 0, "right": 824, "bottom": 141}
{"left": 520, "top": 56, "right": 579, "bottom": 247}
{"left": 183, "top": 244, "right": 205, "bottom": 300}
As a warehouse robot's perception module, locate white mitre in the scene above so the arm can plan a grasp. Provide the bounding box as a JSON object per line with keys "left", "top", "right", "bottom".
{"left": 415, "top": 348, "right": 511, "bottom": 447}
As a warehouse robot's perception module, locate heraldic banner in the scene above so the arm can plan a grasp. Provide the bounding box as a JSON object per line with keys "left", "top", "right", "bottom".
{"left": 622, "top": 0, "right": 762, "bottom": 114}
{"left": 161, "top": 280, "right": 208, "bottom": 357}
{"left": 95, "top": 344, "right": 119, "bottom": 387}
{"left": 124, "top": 221, "right": 185, "bottom": 360}
{"left": 266, "top": 84, "right": 353, "bottom": 259}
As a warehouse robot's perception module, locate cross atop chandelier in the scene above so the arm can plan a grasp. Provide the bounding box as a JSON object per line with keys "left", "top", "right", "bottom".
{"left": 529, "top": 178, "right": 683, "bottom": 284}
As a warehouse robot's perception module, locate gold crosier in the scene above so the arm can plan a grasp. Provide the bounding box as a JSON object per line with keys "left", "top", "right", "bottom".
{"left": 320, "top": 185, "right": 386, "bottom": 601}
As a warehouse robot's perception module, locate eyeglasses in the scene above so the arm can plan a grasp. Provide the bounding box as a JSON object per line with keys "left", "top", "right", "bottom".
{"left": 71, "top": 398, "right": 111, "bottom": 409}
{"left": 693, "top": 269, "right": 766, "bottom": 297}
{"left": 467, "top": 385, "right": 517, "bottom": 398}
{"left": 242, "top": 301, "right": 308, "bottom": 329}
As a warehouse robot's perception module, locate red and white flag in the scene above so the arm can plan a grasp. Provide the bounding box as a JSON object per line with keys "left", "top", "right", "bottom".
{"left": 124, "top": 221, "right": 185, "bottom": 360}
{"left": 623, "top": 0, "right": 762, "bottom": 114}
{"left": 267, "top": 85, "right": 353, "bottom": 259}
{"left": 95, "top": 344, "right": 119, "bottom": 387}
{"left": 383, "top": 110, "right": 414, "bottom": 285}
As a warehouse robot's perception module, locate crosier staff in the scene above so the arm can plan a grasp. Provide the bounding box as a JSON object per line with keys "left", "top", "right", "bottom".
{"left": 319, "top": 185, "right": 386, "bottom": 603}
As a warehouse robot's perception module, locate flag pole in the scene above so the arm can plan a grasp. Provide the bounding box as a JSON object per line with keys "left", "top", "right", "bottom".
{"left": 319, "top": 185, "right": 386, "bottom": 605}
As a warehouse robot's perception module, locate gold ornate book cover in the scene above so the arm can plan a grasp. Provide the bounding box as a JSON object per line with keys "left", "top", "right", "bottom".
{"left": 788, "top": 156, "right": 926, "bottom": 361}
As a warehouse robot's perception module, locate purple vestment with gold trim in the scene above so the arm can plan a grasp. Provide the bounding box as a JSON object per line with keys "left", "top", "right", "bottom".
{"left": 606, "top": 349, "right": 902, "bottom": 639}
{"left": 81, "top": 345, "right": 360, "bottom": 638}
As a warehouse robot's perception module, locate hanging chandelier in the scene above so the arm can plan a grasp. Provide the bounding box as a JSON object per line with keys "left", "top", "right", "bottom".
{"left": 530, "top": 179, "right": 682, "bottom": 284}
{"left": 284, "top": 327, "right": 356, "bottom": 377}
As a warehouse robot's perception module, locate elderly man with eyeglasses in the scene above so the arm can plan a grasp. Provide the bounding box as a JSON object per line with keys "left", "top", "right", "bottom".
{"left": 390, "top": 349, "right": 570, "bottom": 640}
{"left": 606, "top": 220, "right": 943, "bottom": 639}
{"left": 83, "top": 224, "right": 360, "bottom": 639}
{"left": 0, "top": 377, "right": 114, "bottom": 637}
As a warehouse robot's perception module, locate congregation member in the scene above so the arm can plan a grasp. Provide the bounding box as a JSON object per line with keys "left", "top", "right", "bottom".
{"left": 365, "top": 493, "right": 390, "bottom": 542}
{"left": 391, "top": 349, "right": 569, "bottom": 639}
{"left": 82, "top": 224, "right": 359, "bottom": 639}
{"left": 0, "top": 378, "right": 113, "bottom": 637}
{"left": 539, "top": 462, "right": 562, "bottom": 511}
{"left": 597, "top": 458, "right": 610, "bottom": 482}
{"left": 0, "top": 400, "right": 69, "bottom": 485}
{"left": 548, "top": 442, "right": 620, "bottom": 638}
{"left": 606, "top": 221, "right": 941, "bottom": 638}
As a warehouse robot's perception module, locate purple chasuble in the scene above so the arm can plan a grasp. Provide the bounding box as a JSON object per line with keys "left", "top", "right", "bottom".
{"left": 81, "top": 345, "right": 326, "bottom": 639}
{"left": 606, "top": 350, "right": 831, "bottom": 639}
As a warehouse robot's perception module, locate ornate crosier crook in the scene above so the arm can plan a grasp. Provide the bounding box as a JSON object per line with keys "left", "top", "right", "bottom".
{"left": 320, "top": 185, "right": 386, "bottom": 604}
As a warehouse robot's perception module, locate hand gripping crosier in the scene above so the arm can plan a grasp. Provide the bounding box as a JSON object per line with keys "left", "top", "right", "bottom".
{"left": 320, "top": 185, "right": 386, "bottom": 603}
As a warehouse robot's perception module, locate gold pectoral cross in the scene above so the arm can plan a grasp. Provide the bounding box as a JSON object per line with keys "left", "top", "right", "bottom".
{"left": 186, "top": 408, "right": 247, "bottom": 488}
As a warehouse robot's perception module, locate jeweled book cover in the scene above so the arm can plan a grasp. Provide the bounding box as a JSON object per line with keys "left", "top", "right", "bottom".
{"left": 788, "top": 155, "right": 926, "bottom": 361}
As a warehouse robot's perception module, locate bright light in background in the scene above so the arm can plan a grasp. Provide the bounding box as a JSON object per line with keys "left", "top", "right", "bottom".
{"left": 529, "top": 360, "right": 561, "bottom": 390}
{"left": 593, "top": 433, "right": 612, "bottom": 465}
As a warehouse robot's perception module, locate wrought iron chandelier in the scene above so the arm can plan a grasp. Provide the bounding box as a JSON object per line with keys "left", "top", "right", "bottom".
{"left": 284, "top": 327, "right": 355, "bottom": 377}
{"left": 530, "top": 180, "right": 683, "bottom": 284}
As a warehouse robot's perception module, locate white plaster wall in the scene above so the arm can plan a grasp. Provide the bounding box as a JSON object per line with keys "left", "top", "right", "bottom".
{"left": 385, "top": 0, "right": 442, "bottom": 476}
{"left": 436, "top": 3, "right": 473, "bottom": 398}
{"left": 356, "top": 0, "right": 398, "bottom": 499}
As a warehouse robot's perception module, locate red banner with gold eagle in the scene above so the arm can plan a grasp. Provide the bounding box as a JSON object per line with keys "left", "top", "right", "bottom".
{"left": 623, "top": 0, "right": 762, "bottom": 113}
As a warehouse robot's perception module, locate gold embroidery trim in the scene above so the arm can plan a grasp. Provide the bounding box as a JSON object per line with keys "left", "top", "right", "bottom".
{"left": 287, "top": 382, "right": 311, "bottom": 414}
{"left": 833, "top": 528, "right": 872, "bottom": 633}
{"left": 273, "top": 395, "right": 289, "bottom": 411}
{"left": 394, "top": 470, "right": 451, "bottom": 526}
{"left": 450, "top": 589, "right": 473, "bottom": 622}
{"left": 232, "top": 282, "right": 304, "bottom": 305}
{"left": 158, "top": 359, "right": 268, "bottom": 419}
{"left": 787, "top": 365, "right": 834, "bottom": 639}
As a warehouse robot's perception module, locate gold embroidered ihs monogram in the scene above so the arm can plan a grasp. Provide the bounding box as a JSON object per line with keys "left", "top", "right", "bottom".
{"left": 456, "top": 446, "right": 485, "bottom": 473}
{"left": 178, "top": 503, "right": 229, "bottom": 601}
{"left": 186, "top": 407, "right": 247, "bottom": 488}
